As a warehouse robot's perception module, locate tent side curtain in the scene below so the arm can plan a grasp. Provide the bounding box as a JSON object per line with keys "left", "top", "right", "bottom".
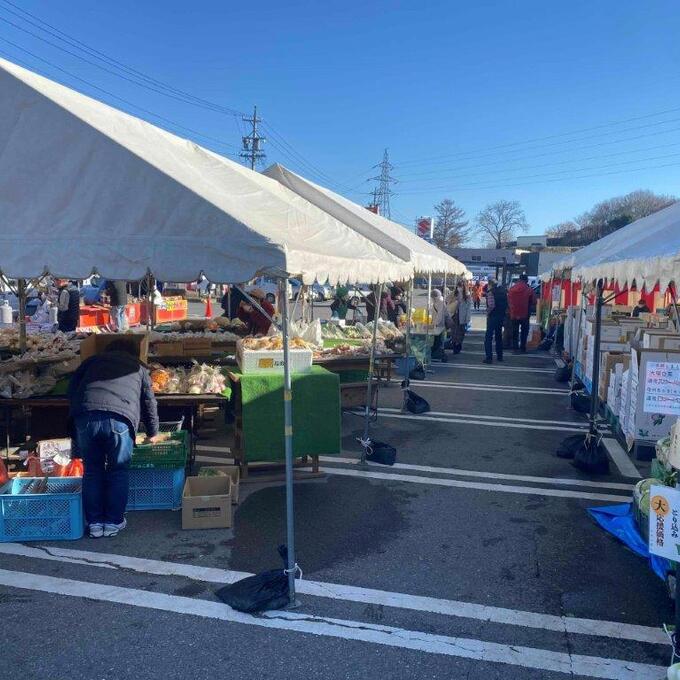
{"left": 0, "top": 58, "right": 412, "bottom": 286}
{"left": 263, "top": 164, "right": 469, "bottom": 277}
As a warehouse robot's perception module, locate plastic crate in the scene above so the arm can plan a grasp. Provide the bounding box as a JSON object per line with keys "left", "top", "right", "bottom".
{"left": 131, "top": 430, "right": 189, "bottom": 470}
{"left": 0, "top": 477, "right": 83, "bottom": 542}
{"left": 127, "top": 468, "right": 184, "bottom": 510}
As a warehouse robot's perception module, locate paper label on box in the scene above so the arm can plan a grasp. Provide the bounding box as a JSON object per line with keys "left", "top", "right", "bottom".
{"left": 643, "top": 360, "right": 680, "bottom": 415}
{"left": 648, "top": 485, "right": 680, "bottom": 560}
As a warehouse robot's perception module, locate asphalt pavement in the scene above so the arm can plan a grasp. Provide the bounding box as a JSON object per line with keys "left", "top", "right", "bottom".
{"left": 0, "top": 302, "right": 672, "bottom": 680}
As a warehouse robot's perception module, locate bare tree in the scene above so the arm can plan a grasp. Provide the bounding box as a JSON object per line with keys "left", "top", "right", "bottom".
{"left": 546, "top": 221, "right": 578, "bottom": 238}
{"left": 474, "top": 200, "right": 529, "bottom": 248}
{"left": 433, "top": 198, "right": 469, "bottom": 249}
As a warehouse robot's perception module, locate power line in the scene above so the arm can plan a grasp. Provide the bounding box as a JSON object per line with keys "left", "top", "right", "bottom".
{"left": 0, "top": 38, "right": 239, "bottom": 156}
{"left": 398, "top": 105, "right": 680, "bottom": 168}
{"left": 398, "top": 139, "right": 680, "bottom": 186}
{"left": 398, "top": 159, "right": 680, "bottom": 194}
{"left": 239, "top": 106, "right": 266, "bottom": 170}
{"left": 368, "top": 149, "right": 397, "bottom": 218}
{"left": 0, "top": 0, "right": 245, "bottom": 118}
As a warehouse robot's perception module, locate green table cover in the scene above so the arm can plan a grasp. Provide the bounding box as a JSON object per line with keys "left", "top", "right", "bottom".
{"left": 232, "top": 365, "right": 340, "bottom": 462}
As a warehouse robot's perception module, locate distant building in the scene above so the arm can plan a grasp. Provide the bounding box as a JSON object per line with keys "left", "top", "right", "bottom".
{"left": 444, "top": 248, "right": 519, "bottom": 280}
{"left": 516, "top": 234, "right": 548, "bottom": 249}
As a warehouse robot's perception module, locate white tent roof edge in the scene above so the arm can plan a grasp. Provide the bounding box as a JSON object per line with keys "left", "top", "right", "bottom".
{"left": 0, "top": 58, "right": 412, "bottom": 286}
{"left": 262, "top": 163, "right": 469, "bottom": 277}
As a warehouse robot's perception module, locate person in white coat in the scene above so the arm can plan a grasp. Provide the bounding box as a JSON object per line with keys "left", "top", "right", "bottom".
{"left": 430, "top": 289, "right": 448, "bottom": 361}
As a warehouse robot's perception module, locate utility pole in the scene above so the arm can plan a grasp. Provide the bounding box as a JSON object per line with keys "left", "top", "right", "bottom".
{"left": 369, "top": 149, "right": 397, "bottom": 219}
{"left": 240, "top": 105, "right": 266, "bottom": 170}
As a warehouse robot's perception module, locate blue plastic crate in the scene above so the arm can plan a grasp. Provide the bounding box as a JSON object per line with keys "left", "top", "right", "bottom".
{"left": 0, "top": 477, "right": 84, "bottom": 542}
{"left": 127, "top": 468, "right": 184, "bottom": 511}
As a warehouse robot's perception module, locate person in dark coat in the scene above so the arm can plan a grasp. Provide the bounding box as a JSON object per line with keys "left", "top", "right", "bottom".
{"left": 69, "top": 339, "right": 160, "bottom": 538}
{"left": 483, "top": 280, "right": 508, "bottom": 363}
{"left": 104, "top": 280, "right": 128, "bottom": 331}
{"left": 56, "top": 279, "right": 80, "bottom": 332}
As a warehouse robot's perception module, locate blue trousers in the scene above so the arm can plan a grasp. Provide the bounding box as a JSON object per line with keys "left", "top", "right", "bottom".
{"left": 484, "top": 314, "right": 504, "bottom": 361}
{"left": 73, "top": 411, "right": 133, "bottom": 525}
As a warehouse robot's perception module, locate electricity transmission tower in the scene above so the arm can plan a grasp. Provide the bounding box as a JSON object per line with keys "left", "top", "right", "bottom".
{"left": 240, "top": 106, "right": 266, "bottom": 170}
{"left": 369, "top": 149, "right": 397, "bottom": 218}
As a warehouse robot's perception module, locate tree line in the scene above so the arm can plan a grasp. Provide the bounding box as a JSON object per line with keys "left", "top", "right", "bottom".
{"left": 431, "top": 189, "right": 676, "bottom": 251}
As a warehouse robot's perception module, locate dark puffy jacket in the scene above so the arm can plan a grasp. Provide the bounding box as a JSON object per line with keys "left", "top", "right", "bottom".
{"left": 488, "top": 286, "right": 508, "bottom": 317}
{"left": 68, "top": 351, "right": 159, "bottom": 436}
{"left": 105, "top": 280, "right": 128, "bottom": 307}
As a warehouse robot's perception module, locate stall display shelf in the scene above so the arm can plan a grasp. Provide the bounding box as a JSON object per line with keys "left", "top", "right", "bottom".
{"left": 0, "top": 476, "right": 83, "bottom": 542}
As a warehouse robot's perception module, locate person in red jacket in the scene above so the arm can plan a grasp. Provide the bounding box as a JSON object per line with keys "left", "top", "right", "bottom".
{"left": 507, "top": 275, "right": 536, "bottom": 353}
{"left": 238, "top": 288, "right": 276, "bottom": 336}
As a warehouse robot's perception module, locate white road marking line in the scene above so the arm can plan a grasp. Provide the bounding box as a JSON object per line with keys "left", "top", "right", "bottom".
{"left": 602, "top": 438, "right": 642, "bottom": 479}
{"left": 416, "top": 380, "right": 569, "bottom": 395}
{"left": 195, "top": 455, "right": 235, "bottom": 465}
{"left": 195, "top": 444, "right": 231, "bottom": 453}
{"left": 376, "top": 411, "right": 588, "bottom": 433}
{"left": 458, "top": 351, "right": 554, "bottom": 360}
{"left": 0, "top": 567, "right": 666, "bottom": 678}
{"left": 0, "top": 545, "right": 663, "bottom": 645}
{"left": 321, "top": 466, "right": 630, "bottom": 502}
{"left": 380, "top": 406, "right": 587, "bottom": 428}
{"left": 433, "top": 363, "right": 555, "bottom": 373}
{"left": 320, "top": 457, "right": 634, "bottom": 491}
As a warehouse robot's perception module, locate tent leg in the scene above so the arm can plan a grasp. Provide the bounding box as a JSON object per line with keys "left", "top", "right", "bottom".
{"left": 18, "top": 279, "right": 27, "bottom": 353}
{"left": 279, "top": 277, "right": 298, "bottom": 607}
{"left": 360, "top": 282, "right": 384, "bottom": 465}
{"left": 405, "top": 279, "right": 414, "bottom": 362}
{"left": 588, "top": 279, "right": 604, "bottom": 436}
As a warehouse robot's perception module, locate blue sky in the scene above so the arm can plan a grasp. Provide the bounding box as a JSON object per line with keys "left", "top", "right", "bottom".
{"left": 1, "top": 0, "right": 679, "bottom": 242}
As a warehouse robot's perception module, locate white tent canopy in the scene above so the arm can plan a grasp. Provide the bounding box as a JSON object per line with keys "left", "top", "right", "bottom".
{"left": 263, "top": 164, "right": 469, "bottom": 277}
{"left": 545, "top": 201, "right": 680, "bottom": 289}
{"left": 0, "top": 58, "right": 412, "bottom": 286}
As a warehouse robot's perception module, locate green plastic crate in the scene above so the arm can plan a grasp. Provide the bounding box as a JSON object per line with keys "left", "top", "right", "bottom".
{"left": 130, "top": 430, "right": 189, "bottom": 469}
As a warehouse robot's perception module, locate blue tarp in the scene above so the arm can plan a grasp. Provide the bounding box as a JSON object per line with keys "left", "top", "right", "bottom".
{"left": 588, "top": 503, "right": 672, "bottom": 580}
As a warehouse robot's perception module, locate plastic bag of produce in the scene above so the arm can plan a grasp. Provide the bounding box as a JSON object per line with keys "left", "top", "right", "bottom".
{"left": 215, "top": 546, "right": 291, "bottom": 613}
{"left": 405, "top": 390, "right": 430, "bottom": 415}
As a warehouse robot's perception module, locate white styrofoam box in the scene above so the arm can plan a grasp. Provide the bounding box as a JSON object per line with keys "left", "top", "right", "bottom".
{"left": 236, "top": 342, "right": 312, "bottom": 374}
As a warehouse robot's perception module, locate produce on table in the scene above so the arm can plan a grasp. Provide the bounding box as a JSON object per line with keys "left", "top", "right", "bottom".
{"left": 149, "top": 362, "right": 227, "bottom": 394}
{"left": 241, "top": 335, "right": 312, "bottom": 351}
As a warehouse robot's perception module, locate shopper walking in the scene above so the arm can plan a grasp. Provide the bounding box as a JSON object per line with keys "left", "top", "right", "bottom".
{"left": 508, "top": 274, "right": 536, "bottom": 353}
{"left": 68, "top": 339, "right": 160, "bottom": 538}
{"left": 471, "top": 282, "right": 482, "bottom": 310}
{"left": 430, "top": 289, "right": 448, "bottom": 361}
{"left": 483, "top": 280, "right": 507, "bottom": 364}
{"left": 105, "top": 280, "right": 128, "bottom": 331}
{"left": 447, "top": 281, "right": 472, "bottom": 354}
{"left": 56, "top": 279, "right": 80, "bottom": 333}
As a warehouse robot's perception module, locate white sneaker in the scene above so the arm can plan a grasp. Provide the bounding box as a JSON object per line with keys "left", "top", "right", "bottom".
{"left": 103, "top": 518, "right": 127, "bottom": 537}
{"left": 89, "top": 523, "right": 104, "bottom": 538}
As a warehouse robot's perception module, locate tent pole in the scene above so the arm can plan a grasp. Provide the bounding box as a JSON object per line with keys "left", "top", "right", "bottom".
{"left": 360, "top": 282, "right": 384, "bottom": 465}
{"left": 670, "top": 283, "right": 680, "bottom": 332}
{"left": 569, "top": 281, "right": 585, "bottom": 389}
{"left": 425, "top": 273, "right": 432, "bottom": 370}
{"left": 588, "top": 280, "right": 604, "bottom": 437}
{"left": 278, "top": 277, "right": 297, "bottom": 606}
{"left": 18, "top": 278, "right": 27, "bottom": 353}
{"left": 405, "top": 278, "right": 414, "bottom": 363}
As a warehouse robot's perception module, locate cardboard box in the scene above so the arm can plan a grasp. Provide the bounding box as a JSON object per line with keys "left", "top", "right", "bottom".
{"left": 198, "top": 465, "right": 240, "bottom": 504}
{"left": 598, "top": 352, "right": 631, "bottom": 401}
{"left": 182, "top": 337, "right": 212, "bottom": 356}
{"left": 182, "top": 476, "right": 232, "bottom": 530}
{"left": 152, "top": 341, "right": 184, "bottom": 357}
{"left": 80, "top": 333, "right": 149, "bottom": 362}
{"left": 660, "top": 336, "right": 680, "bottom": 351}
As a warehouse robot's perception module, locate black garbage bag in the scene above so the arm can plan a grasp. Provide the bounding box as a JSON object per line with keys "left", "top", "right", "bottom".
{"left": 571, "top": 378, "right": 584, "bottom": 392}
{"left": 554, "top": 364, "right": 571, "bottom": 383}
{"left": 409, "top": 362, "right": 426, "bottom": 381}
{"left": 216, "top": 546, "right": 291, "bottom": 613}
{"left": 537, "top": 337, "right": 554, "bottom": 351}
{"left": 405, "top": 390, "right": 430, "bottom": 414}
{"left": 556, "top": 434, "right": 585, "bottom": 459}
{"left": 570, "top": 390, "right": 591, "bottom": 413}
{"left": 572, "top": 435, "right": 609, "bottom": 474}
{"left": 365, "top": 440, "right": 396, "bottom": 466}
